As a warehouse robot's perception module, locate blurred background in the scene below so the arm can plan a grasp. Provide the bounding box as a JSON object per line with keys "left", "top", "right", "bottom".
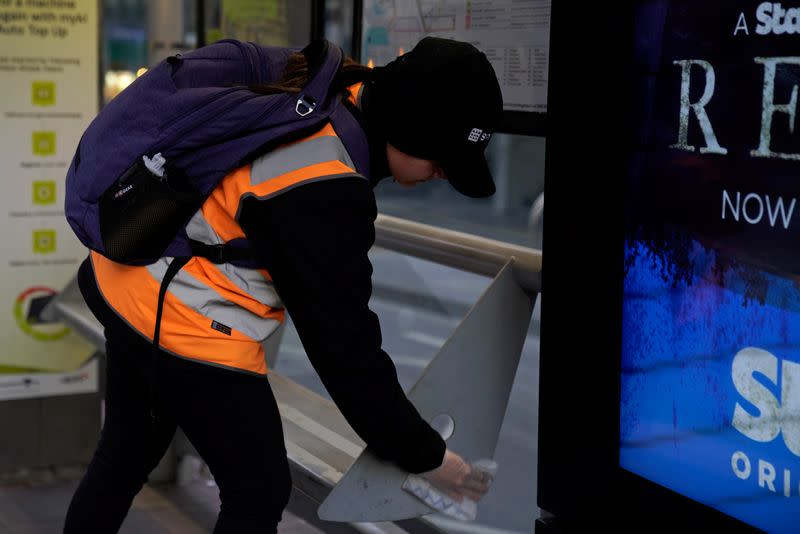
{"left": 0, "top": 1, "right": 546, "bottom": 533}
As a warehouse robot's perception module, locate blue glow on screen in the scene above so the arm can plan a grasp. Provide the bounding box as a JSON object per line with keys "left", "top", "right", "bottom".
{"left": 620, "top": 240, "right": 800, "bottom": 533}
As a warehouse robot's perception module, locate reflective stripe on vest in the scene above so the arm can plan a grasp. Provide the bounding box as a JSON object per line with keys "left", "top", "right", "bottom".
{"left": 92, "top": 111, "right": 365, "bottom": 376}
{"left": 251, "top": 132, "right": 356, "bottom": 185}
{"left": 242, "top": 123, "right": 364, "bottom": 205}
{"left": 146, "top": 257, "right": 282, "bottom": 341}
{"left": 91, "top": 251, "right": 273, "bottom": 375}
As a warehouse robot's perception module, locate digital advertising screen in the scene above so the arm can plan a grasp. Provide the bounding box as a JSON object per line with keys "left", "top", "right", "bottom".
{"left": 620, "top": 2, "right": 800, "bottom": 532}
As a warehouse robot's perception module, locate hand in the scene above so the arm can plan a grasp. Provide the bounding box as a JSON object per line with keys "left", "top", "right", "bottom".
{"left": 420, "top": 449, "right": 493, "bottom": 503}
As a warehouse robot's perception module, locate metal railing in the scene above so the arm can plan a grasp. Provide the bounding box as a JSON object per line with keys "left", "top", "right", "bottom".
{"left": 374, "top": 215, "right": 541, "bottom": 293}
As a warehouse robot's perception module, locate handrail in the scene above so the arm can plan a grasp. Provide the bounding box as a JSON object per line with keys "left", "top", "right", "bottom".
{"left": 374, "top": 214, "right": 542, "bottom": 292}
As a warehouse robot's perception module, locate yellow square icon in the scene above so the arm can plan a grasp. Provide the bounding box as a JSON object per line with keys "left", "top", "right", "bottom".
{"left": 33, "top": 230, "right": 56, "bottom": 254}
{"left": 33, "top": 181, "right": 56, "bottom": 205}
{"left": 32, "top": 81, "right": 55, "bottom": 107}
{"left": 32, "top": 131, "right": 56, "bottom": 156}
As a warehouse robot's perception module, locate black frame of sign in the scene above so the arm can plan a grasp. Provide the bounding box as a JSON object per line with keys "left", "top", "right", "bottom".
{"left": 351, "top": 0, "right": 546, "bottom": 137}
{"left": 538, "top": 1, "right": 763, "bottom": 533}
{"left": 351, "top": 0, "right": 363, "bottom": 64}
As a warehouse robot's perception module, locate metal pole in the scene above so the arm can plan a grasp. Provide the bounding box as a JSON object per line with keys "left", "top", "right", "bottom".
{"left": 96, "top": 0, "right": 103, "bottom": 110}
{"left": 197, "top": 0, "right": 206, "bottom": 48}
{"left": 311, "top": 0, "right": 326, "bottom": 41}
{"left": 351, "top": 0, "right": 363, "bottom": 61}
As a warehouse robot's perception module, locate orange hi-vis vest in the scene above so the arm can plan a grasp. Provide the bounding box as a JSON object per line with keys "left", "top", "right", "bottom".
{"left": 91, "top": 83, "right": 366, "bottom": 376}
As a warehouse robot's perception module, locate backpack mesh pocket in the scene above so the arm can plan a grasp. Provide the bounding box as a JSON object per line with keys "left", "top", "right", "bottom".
{"left": 99, "top": 158, "right": 204, "bottom": 263}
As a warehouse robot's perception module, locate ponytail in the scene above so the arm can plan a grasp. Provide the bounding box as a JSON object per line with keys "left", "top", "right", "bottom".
{"left": 249, "top": 53, "right": 371, "bottom": 96}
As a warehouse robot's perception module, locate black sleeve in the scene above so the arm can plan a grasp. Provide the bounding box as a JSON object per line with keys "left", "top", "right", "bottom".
{"left": 238, "top": 177, "right": 446, "bottom": 474}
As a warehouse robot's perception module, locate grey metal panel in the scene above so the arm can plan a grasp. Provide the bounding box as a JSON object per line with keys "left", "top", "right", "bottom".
{"left": 264, "top": 322, "right": 286, "bottom": 369}
{"left": 39, "top": 394, "right": 100, "bottom": 467}
{"left": 287, "top": 487, "right": 411, "bottom": 534}
{"left": 288, "top": 0, "right": 314, "bottom": 46}
{"left": 0, "top": 399, "right": 40, "bottom": 473}
{"left": 318, "top": 260, "right": 536, "bottom": 522}
{"left": 0, "top": 391, "right": 99, "bottom": 474}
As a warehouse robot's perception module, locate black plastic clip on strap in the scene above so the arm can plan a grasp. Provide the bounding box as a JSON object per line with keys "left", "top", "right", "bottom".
{"left": 188, "top": 239, "right": 254, "bottom": 265}
{"left": 149, "top": 256, "right": 191, "bottom": 428}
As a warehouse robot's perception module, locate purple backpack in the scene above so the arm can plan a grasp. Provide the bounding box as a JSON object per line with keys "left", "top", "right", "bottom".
{"left": 65, "top": 39, "right": 370, "bottom": 266}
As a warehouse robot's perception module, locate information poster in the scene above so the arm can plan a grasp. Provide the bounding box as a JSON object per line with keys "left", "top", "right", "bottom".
{"left": 0, "top": 0, "right": 97, "bottom": 397}
{"left": 620, "top": 2, "right": 800, "bottom": 532}
{"left": 362, "top": 0, "right": 549, "bottom": 113}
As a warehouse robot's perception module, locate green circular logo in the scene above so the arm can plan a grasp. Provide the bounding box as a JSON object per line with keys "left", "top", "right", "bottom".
{"left": 13, "top": 286, "right": 70, "bottom": 341}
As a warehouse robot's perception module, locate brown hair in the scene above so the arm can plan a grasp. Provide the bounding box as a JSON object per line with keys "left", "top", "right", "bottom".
{"left": 249, "top": 53, "right": 371, "bottom": 96}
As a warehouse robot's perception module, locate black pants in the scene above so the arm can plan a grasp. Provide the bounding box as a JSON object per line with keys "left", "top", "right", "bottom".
{"left": 63, "top": 325, "right": 292, "bottom": 533}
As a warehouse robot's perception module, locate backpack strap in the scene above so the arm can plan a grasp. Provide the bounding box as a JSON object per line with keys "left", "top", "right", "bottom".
{"left": 330, "top": 103, "right": 371, "bottom": 179}
{"left": 294, "top": 40, "right": 344, "bottom": 117}
{"left": 148, "top": 243, "right": 255, "bottom": 427}
{"left": 149, "top": 256, "right": 191, "bottom": 427}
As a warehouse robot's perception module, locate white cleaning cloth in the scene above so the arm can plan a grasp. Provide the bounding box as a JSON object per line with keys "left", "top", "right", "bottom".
{"left": 402, "top": 459, "right": 497, "bottom": 521}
